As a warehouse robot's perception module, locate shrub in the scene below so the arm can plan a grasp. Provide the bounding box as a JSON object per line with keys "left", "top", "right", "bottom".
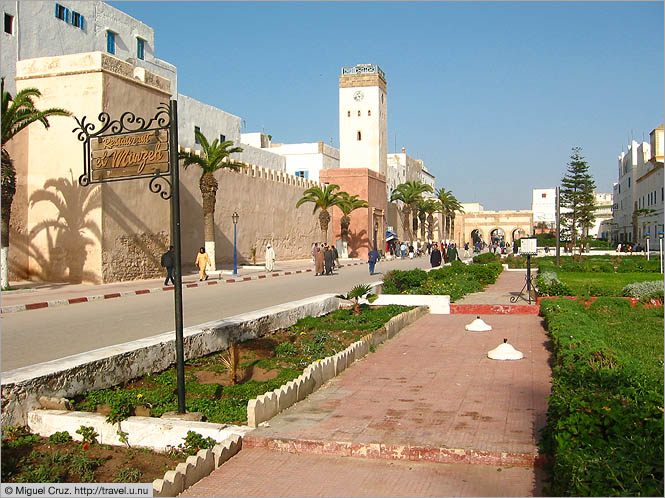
{"left": 622, "top": 280, "right": 664, "bottom": 299}
{"left": 472, "top": 252, "right": 501, "bottom": 264}
{"left": 535, "top": 271, "right": 572, "bottom": 296}
{"left": 539, "top": 299, "right": 664, "bottom": 496}
{"left": 48, "top": 431, "right": 73, "bottom": 444}
{"left": 274, "top": 342, "right": 297, "bottom": 357}
{"left": 503, "top": 254, "right": 527, "bottom": 268}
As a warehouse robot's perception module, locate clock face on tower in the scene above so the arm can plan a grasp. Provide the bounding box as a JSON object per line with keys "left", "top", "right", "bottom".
{"left": 353, "top": 90, "right": 364, "bottom": 102}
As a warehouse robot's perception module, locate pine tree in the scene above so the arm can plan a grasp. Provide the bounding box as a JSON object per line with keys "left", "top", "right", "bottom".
{"left": 560, "top": 147, "right": 596, "bottom": 253}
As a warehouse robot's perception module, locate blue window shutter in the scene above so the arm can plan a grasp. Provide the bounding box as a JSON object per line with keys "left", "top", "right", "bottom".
{"left": 65, "top": 8, "right": 70, "bottom": 23}
{"left": 55, "top": 3, "right": 59, "bottom": 17}
{"left": 80, "top": 14, "right": 85, "bottom": 29}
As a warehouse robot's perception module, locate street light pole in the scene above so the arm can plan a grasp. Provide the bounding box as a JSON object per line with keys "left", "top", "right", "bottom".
{"left": 232, "top": 212, "right": 239, "bottom": 276}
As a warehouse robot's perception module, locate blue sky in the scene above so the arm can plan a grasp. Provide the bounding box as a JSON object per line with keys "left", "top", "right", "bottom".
{"left": 110, "top": 1, "right": 663, "bottom": 210}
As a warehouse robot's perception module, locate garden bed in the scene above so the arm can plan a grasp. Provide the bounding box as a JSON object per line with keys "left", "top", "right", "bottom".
{"left": 72, "top": 305, "right": 413, "bottom": 425}
{"left": 381, "top": 261, "right": 503, "bottom": 301}
{"left": 539, "top": 298, "right": 664, "bottom": 496}
{"left": 1, "top": 425, "right": 189, "bottom": 484}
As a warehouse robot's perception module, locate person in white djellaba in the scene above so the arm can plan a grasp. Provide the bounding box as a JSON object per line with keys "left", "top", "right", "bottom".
{"left": 265, "top": 243, "right": 276, "bottom": 272}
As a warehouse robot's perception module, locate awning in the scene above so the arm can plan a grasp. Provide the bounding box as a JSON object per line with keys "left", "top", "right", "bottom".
{"left": 386, "top": 231, "right": 397, "bottom": 241}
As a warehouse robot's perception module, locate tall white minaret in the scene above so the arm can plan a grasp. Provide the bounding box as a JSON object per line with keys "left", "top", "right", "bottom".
{"left": 338, "top": 64, "right": 387, "bottom": 177}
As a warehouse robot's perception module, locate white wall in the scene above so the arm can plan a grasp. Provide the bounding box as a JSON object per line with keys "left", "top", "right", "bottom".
{"left": 0, "top": 0, "right": 176, "bottom": 94}
{"left": 267, "top": 142, "right": 339, "bottom": 181}
{"left": 177, "top": 94, "right": 241, "bottom": 149}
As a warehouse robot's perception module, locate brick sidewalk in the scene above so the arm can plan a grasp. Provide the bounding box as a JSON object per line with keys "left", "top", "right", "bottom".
{"left": 183, "top": 309, "right": 551, "bottom": 497}
{"left": 182, "top": 448, "right": 544, "bottom": 497}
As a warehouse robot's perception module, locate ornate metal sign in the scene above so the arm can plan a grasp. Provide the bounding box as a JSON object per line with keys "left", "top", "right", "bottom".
{"left": 73, "top": 103, "right": 172, "bottom": 198}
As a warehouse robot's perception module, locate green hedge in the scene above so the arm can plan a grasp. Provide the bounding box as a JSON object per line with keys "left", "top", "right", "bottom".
{"left": 383, "top": 262, "right": 502, "bottom": 302}
{"left": 472, "top": 252, "right": 501, "bottom": 264}
{"left": 539, "top": 299, "right": 664, "bottom": 496}
{"left": 537, "top": 256, "right": 660, "bottom": 274}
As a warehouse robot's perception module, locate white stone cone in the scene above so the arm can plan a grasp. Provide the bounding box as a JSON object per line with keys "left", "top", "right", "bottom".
{"left": 488, "top": 339, "right": 523, "bottom": 360}
{"left": 465, "top": 316, "right": 492, "bottom": 332}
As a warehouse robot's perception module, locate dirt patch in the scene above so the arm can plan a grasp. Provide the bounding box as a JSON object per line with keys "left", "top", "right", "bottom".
{"left": 194, "top": 366, "right": 280, "bottom": 385}
{"left": 2, "top": 436, "right": 185, "bottom": 484}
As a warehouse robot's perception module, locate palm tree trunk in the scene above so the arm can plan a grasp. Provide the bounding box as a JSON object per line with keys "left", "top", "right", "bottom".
{"left": 402, "top": 206, "right": 411, "bottom": 242}
{"left": 427, "top": 214, "right": 434, "bottom": 240}
{"left": 200, "top": 173, "right": 218, "bottom": 271}
{"left": 319, "top": 210, "right": 330, "bottom": 244}
{"left": 1, "top": 152, "right": 16, "bottom": 289}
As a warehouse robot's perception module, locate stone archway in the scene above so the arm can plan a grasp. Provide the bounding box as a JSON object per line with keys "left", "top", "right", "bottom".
{"left": 471, "top": 229, "right": 483, "bottom": 245}
{"left": 490, "top": 228, "right": 505, "bottom": 244}
{"left": 511, "top": 227, "right": 527, "bottom": 243}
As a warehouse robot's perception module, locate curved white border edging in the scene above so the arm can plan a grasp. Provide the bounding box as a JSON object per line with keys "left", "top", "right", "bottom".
{"left": 153, "top": 434, "right": 242, "bottom": 497}
{"left": 246, "top": 306, "right": 428, "bottom": 427}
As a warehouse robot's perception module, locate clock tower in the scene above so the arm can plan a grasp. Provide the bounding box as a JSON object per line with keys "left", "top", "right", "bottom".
{"left": 338, "top": 64, "right": 388, "bottom": 176}
{"left": 319, "top": 64, "right": 388, "bottom": 259}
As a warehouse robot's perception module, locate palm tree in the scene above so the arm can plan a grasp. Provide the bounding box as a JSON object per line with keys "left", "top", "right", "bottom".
{"left": 2, "top": 77, "right": 70, "bottom": 289}
{"left": 419, "top": 199, "right": 440, "bottom": 241}
{"left": 436, "top": 189, "right": 464, "bottom": 241}
{"left": 337, "top": 192, "right": 369, "bottom": 253}
{"left": 296, "top": 184, "right": 342, "bottom": 244}
{"left": 336, "top": 284, "right": 378, "bottom": 316}
{"left": 390, "top": 181, "right": 433, "bottom": 242}
{"left": 179, "top": 130, "right": 244, "bottom": 271}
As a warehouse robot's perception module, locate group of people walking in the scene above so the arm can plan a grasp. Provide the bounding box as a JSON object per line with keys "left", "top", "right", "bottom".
{"left": 312, "top": 242, "right": 340, "bottom": 276}
{"left": 428, "top": 242, "right": 460, "bottom": 268}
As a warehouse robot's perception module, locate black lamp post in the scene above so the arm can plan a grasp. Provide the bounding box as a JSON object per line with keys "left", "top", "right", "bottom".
{"left": 232, "top": 211, "right": 239, "bottom": 276}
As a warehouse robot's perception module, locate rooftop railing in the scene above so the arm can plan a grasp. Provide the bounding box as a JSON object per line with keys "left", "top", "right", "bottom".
{"left": 341, "top": 64, "right": 385, "bottom": 80}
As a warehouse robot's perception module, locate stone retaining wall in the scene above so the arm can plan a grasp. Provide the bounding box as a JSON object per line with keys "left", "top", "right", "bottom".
{"left": 246, "top": 305, "right": 428, "bottom": 427}
{"left": 1, "top": 294, "right": 339, "bottom": 426}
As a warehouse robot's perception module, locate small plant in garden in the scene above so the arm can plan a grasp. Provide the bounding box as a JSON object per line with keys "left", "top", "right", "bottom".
{"left": 220, "top": 343, "right": 240, "bottom": 384}
{"left": 176, "top": 431, "right": 217, "bottom": 456}
{"left": 336, "top": 284, "right": 378, "bottom": 315}
{"left": 622, "top": 280, "right": 664, "bottom": 299}
{"left": 535, "top": 271, "right": 572, "bottom": 296}
{"left": 116, "top": 427, "right": 130, "bottom": 448}
{"left": 114, "top": 466, "right": 143, "bottom": 483}
{"left": 47, "top": 431, "right": 73, "bottom": 444}
{"left": 76, "top": 426, "right": 98, "bottom": 446}
{"left": 70, "top": 453, "right": 103, "bottom": 482}
{"left": 2, "top": 426, "right": 41, "bottom": 449}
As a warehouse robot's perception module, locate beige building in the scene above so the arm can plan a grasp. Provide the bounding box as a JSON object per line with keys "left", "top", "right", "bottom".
{"left": 7, "top": 52, "right": 323, "bottom": 284}
{"left": 455, "top": 203, "right": 533, "bottom": 246}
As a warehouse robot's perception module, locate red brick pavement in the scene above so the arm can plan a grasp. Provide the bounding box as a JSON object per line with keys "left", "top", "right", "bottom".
{"left": 183, "top": 310, "right": 551, "bottom": 497}
{"left": 181, "top": 448, "right": 544, "bottom": 497}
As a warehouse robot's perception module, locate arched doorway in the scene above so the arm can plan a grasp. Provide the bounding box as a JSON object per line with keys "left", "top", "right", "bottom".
{"left": 471, "top": 229, "right": 483, "bottom": 245}
{"left": 512, "top": 228, "right": 525, "bottom": 243}
{"left": 490, "top": 228, "right": 505, "bottom": 244}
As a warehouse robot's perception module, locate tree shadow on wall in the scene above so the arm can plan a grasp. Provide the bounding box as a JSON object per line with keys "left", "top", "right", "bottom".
{"left": 27, "top": 172, "right": 102, "bottom": 283}
{"left": 347, "top": 229, "right": 369, "bottom": 258}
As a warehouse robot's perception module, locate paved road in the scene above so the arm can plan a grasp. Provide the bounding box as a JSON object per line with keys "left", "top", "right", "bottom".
{"left": 2, "top": 257, "right": 430, "bottom": 371}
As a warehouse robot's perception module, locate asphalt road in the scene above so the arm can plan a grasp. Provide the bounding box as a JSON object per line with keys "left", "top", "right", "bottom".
{"left": 2, "top": 257, "right": 430, "bottom": 371}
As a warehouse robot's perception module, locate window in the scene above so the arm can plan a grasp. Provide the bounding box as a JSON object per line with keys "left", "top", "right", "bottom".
{"left": 618, "top": 184, "right": 621, "bottom": 194}
{"left": 194, "top": 126, "right": 201, "bottom": 144}
{"left": 137, "top": 38, "right": 145, "bottom": 60}
{"left": 347, "top": 111, "right": 350, "bottom": 117}
{"left": 4, "top": 13, "right": 13, "bottom": 34}
{"left": 661, "top": 187, "right": 663, "bottom": 202}
{"left": 357, "top": 131, "right": 362, "bottom": 141}
{"left": 368, "top": 110, "right": 371, "bottom": 116}
{"left": 55, "top": 3, "right": 67, "bottom": 21}
{"left": 71, "top": 11, "right": 84, "bottom": 29}
{"left": 106, "top": 30, "right": 115, "bottom": 54}
{"left": 628, "top": 177, "right": 631, "bottom": 188}
{"left": 219, "top": 134, "right": 226, "bottom": 143}
{"left": 295, "top": 171, "right": 309, "bottom": 179}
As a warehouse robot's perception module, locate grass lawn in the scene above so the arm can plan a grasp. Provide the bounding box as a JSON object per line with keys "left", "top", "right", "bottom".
{"left": 557, "top": 271, "right": 663, "bottom": 296}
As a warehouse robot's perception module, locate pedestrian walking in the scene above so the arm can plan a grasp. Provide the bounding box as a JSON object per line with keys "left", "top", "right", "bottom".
{"left": 368, "top": 247, "right": 380, "bottom": 275}
{"left": 161, "top": 245, "right": 176, "bottom": 285}
{"left": 195, "top": 247, "right": 210, "bottom": 281}
{"left": 314, "top": 246, "right": 325, "bottom": 276}
{"left": 265, "top": 243, "right": 276, "bottom": 272}
{"left": 447, "top": 243, "right": 459, "bottom": 262}
{"left": 400, "top": 242, "right": 407, "bottom": 259}
{"left": 332, "top": 245, "right": 340, "bottom": 269}
{"left": 430, "top": 243, "right": 442, "bottom": 268}
{"left": 324, "top": 245, "right": 335, "bottom": 275}
{"left": 312, "top": 243, "right": 318, "bottom": 264}
{"left": 408, "top": 243, "right": 414, "bottom": 259}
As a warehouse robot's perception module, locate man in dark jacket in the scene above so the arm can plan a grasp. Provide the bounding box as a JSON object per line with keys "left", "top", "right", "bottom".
{"left": 368, "top": 247, "right": 380, "bottom": 275}
{"left": 430, "top": 243, "right": 442, "bottom": 268}
{"left": 161, "top": 245, "right": 176, "bottom": 285}
{"left": 324, "top": 245, "right": 335, "bottom": 275}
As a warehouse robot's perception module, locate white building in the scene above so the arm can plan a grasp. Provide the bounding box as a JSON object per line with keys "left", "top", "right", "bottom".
{"left": 386, "top": 147, "right": 435, "bottom": 198}
{"left": 531, "top": 188, "right": 556, "bottom": 228}
{"left": 264, "top": 142, "right": 339, "bottom": 182}
{"left": 635, "top": 126, "right": 664, "bottom": 246}
{"left": 1, "top": 0, "right": 177, "bottom": 95}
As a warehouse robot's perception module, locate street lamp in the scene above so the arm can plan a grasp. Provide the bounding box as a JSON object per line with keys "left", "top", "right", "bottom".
{"left": 232, "top": 211, "right": 239, "bottom": 276}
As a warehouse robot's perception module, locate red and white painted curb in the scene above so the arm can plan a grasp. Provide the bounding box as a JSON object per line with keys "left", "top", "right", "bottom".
{"left": 2, "top": 263, "right": 366, "bottom": 314}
